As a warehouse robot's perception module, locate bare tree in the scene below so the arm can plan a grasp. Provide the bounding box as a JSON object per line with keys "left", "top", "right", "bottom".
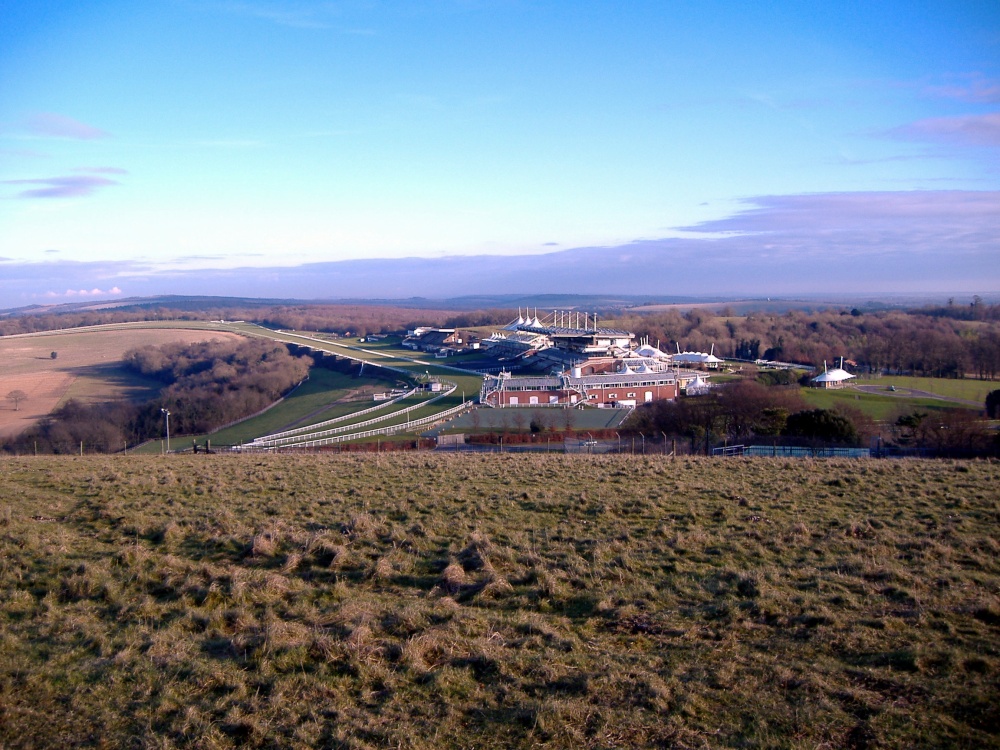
{"left": 6, "top": 390, "right": 27, "bottom": 411}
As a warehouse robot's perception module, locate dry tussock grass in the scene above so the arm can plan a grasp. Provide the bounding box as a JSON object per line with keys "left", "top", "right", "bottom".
{"left": 0, "top": 453, "right": 997, "bottom": 748}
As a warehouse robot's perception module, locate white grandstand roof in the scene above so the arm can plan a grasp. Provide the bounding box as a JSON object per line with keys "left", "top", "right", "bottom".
{"left": 812, "top": 358, "right": 855, "bottom": 383}
{"left": 672, "top": 351, "right": 723, "bottom": 364}
{"left": 812, "top": 368, "right": 854, "bottom": 383}
{"left": 635, "top": 344, "right": 669, "bottom": 359}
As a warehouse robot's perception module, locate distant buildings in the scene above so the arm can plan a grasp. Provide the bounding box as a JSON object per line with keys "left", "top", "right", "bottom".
{"left": 480, "top": 368, "right": 681, "bottom": 408}
{"left": 810, "top": 359, "right": 855, "bottom": 389}
{"left": 477, "top": 309, "right": 716, "bottom": 408}
{"left": 402, "top": 328, "right": 479, "bottom": 356}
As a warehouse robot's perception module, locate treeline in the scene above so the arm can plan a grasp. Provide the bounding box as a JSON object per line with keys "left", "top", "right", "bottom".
{"left": 253, "top": 305, "right": 453, "bottom": 336}
{"left": 0, "top": 307, "right": 214, "bottom": 336}
{"left": 625, "top": 381, "right": 865, "bottom": 451}
{"left": 0, "top": 303, "right": 519, "bottom": 340}
{"left": 2, "top": 338, "right": 310, "bottom": 454}
{"left": 5, "top": 300, "right": 999, "bottom": 378}
{"left": 914, "top": 296, "right": 999, "bottom": 321}
{"left": 609, "top": 308, "right": 1000, "bottom": 379}
{"left": 624, "top": 381, "right": 997, "bottom": 457}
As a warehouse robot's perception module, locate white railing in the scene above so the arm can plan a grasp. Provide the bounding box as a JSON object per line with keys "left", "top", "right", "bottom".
{"left": 238, "top": 399, "right": 473, "bottom": 451}
{"left": 252, "top": 387, "right": 419, "bottom": 442}
{"left": 249, "top": 382, "right": 457, "bottom": 448}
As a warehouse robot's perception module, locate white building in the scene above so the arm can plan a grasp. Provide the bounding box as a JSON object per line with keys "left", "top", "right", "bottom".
{"left": 811, "top": 359, "right": 855, "bottom": 389}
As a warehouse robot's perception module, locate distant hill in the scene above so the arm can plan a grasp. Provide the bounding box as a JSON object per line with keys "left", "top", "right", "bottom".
{"left": 0, "top": 291, "right": 921, "bottom": 318}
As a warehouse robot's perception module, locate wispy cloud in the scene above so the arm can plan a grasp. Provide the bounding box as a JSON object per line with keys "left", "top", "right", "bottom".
{"left": 193, "top": 138, "right": 264, "bottom": 149}
{"left": 22, "top": 112, "right": 111, "bottom": 140}
{"left": 678, "top": 191, "right": 999, "bottom": 240}
{"left": 203, "top": 1, "right": 382, "bottom": 33}
{"left": 0, "top": 147, "right": 49, "bottom": 159}
{"left": 885, "top": 112, "right": 1000, "bottom": 148}
{"left": 2, "top": 190, "right": 995, "bottom": 305}
{"left": 833, "top": 152, "right": 941, "bottom": 166}
{"left": 2, "top": 174, "right": 120, "bottom": 199}
{"left": 74, "top": 166, "right": 129, "bottom": 175}
{"left": 54, "top": 287, "right": 123, "bottom": 298}
{"left": 923, "top": 75, "right": 1000, "bottom": 104}
{"left": 214, "top": 1, "right": 334, "bottom": 28}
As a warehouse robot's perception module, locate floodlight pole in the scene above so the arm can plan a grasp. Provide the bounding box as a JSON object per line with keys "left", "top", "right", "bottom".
{"left": 161, "top": 408, "right": 171, "bottom": 453}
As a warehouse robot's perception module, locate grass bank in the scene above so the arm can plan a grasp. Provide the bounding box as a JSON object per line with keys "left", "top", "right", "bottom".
{"left": 0, "top": 455, "right": 997, "bottom": 748}
{"left": 854, "top": 375, "right": 996, "bottom": 403}
{"left": 801, "top": 386, "right": 976, "bottom": 421}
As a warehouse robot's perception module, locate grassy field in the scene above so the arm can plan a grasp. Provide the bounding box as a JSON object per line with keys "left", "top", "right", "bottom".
{"left": 854, "top": 376, "right": 997, "bottom": 404}
{"left": 0, "top": 454, "right": 996, "bottom": 749}
{"left": 132, "top": 368, "right": 406, "bottom": 453}
{"left": 801, "top": 386, "right": 978, "bottom": 421}
{"left": 0, "top": 327, "right": 243, "bottom": 439}
{"left": 249, "top": 329, "right": 485, "bottom": 405}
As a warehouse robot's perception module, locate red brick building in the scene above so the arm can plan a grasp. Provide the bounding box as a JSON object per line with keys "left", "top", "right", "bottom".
{"left": 480, "top": 370, "right": 679, "bottom": 408}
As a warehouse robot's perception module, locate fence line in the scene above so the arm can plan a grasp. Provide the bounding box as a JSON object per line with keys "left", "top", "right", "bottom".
{"left": 238, "top": 400, "right": 473, "bottom": 451}
{"left": 249, "top": 383, "right": 458, "bottom": 448}
{"left": 712, "top": 444, "right": 872, "bottom": 458}
{"left": 253, "top": 387, "right": 419, "bottom": 442}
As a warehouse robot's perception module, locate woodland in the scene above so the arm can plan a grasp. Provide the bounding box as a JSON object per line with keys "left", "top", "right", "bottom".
{"left": 614, "top": 301, "right": 1000, "bottom": 380}
{"left": 624, "top": 380, "right": 997, "bottom": 458}
{"left": 2, "top": 299, "right": 998, "bottom": 379}
{"left": 3, "top": 300, "right": 999, "bottom": 456}
{"left": 2, "top": 338, "right": 310, "bottom": 454}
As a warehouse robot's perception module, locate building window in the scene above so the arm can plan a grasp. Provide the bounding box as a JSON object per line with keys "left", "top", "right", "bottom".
{"left": 509, "top": 396, "right": 518, "bottom": 405}
{"left": 608, "top": 393, "right": 618, "bottom": 399}
{"left": 627, "top": 392, "right": 636, "bottom": 398}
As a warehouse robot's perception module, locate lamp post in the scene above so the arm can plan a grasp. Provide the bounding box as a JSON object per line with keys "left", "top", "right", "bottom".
{"left": 640, "top": 432, "right": 645, "bottom": 455}
{"left": 161, "top": 408, "right": 171, "bottom": 453}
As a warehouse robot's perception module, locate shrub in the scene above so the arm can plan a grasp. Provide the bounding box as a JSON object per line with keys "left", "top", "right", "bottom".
{"left": 783, "top": 409, "right": 860, "bottom": 445}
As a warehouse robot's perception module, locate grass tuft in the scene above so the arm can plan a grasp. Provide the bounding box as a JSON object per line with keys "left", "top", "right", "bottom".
{"left": 0, "top": 453, "right": 996, "bottom": 749}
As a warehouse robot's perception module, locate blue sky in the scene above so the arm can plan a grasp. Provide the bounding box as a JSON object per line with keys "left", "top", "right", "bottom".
{"left": 0, "top": 0, "right": 997, "bottom": 306}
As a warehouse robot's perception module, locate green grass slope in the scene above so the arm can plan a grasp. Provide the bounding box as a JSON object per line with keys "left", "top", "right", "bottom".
{"left": 0, "top": 455, "right": 997, "bottom": 748}
{"left": 801, "top": 386, "right": 978, "bottom": 420}
{"left": 853, "top": 376, "right": 996, "bottom": 403}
